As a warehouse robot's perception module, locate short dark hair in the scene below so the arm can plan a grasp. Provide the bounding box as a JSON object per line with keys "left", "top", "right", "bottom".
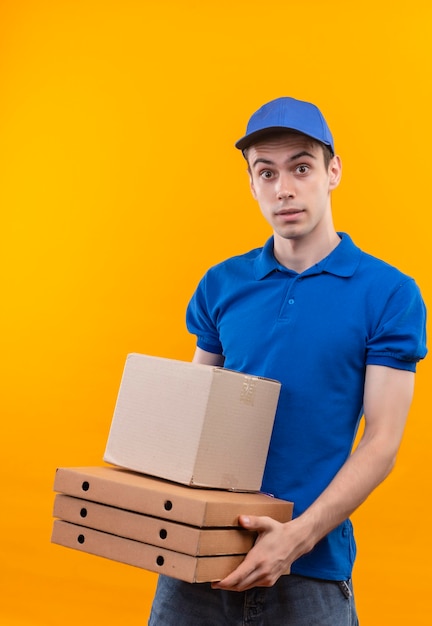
{"left": 242, "top": 130, "right": 334, "bottom": 170}
{"left": 321, "top": 143, "right": 334, "bottom": 169}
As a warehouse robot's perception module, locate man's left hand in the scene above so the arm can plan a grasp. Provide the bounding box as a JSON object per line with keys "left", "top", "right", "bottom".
{"left": 211, "top": 514, "right": 293, "bottom": 592}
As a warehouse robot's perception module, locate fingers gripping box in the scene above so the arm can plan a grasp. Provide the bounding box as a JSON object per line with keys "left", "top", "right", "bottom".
{"left": 104, "top": 354, "right": 281, "bottom": 491}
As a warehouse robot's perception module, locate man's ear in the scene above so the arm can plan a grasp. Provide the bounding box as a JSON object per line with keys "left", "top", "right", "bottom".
{"left": 328, "top": 155, "right": 342, "bottom": 191}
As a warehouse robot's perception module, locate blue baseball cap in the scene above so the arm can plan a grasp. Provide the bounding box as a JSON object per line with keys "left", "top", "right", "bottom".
{"left": 235, "top": 96, "right": 335, "bottom": 154}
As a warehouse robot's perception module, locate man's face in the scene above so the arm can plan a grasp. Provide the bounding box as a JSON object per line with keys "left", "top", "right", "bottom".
{"left": 246, "top": 134, "right": 341, "bottom": 243}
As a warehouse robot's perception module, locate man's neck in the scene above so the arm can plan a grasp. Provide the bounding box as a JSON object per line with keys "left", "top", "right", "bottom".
{"left": 273, "top": 230, "right": 341, "bottom": 274}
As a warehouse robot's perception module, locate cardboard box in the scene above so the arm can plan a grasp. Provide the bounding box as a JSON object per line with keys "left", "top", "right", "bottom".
{"left": 103, "top": 354, "right": 281, "bottom": 490}
{"left": 53, "top": 466, "right": 294, "bottom": 527}
{"left": 51, "top": 520, "right": 246, "bottom": 583}
{"left": 53, "top": 494, "right": 256, "bottom": 556}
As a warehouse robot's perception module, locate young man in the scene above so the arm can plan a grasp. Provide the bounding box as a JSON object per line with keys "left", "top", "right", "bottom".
{"left": 149, "top": 97, "right": 427, "bottom": 625}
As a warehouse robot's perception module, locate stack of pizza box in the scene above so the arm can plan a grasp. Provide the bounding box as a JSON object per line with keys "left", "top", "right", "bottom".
{"left": 51, "top": 354, "right": 293, "bottom": 582}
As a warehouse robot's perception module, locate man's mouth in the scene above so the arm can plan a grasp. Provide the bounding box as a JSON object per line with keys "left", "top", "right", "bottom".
{"left": 275, "top": 208, "right": 304, "bottom": 216}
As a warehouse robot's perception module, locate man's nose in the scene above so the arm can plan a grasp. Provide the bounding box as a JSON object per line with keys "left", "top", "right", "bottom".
{"left": 276, "top": 174, "right": 295, "bottom": 200}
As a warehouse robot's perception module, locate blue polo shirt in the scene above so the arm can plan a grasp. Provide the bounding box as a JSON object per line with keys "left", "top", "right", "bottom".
{"left": 186, "top": 233, "right": 427, "bottom": 580}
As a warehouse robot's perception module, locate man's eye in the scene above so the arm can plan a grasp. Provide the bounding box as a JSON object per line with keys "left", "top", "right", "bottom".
{"left": 296, "top": 165, "right": 309, "bottom": 174}
{"left": 260, "top": 170, "right": 273, "bottom": 179}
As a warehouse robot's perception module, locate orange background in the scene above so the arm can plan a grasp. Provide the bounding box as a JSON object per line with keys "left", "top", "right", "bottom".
{"left": 1, "top": 1, "right": 431, "bottom": 624}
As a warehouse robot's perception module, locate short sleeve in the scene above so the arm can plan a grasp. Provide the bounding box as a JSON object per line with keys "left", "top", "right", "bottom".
{"left": 366, "top": 278, "right": 427, "bottom": 372}
{"left": 186, "top": 273, "right": 223, "bottom": 355}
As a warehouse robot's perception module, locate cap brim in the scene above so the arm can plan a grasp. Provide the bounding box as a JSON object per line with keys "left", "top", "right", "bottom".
{"left": 235, "top": 127, "right": 293, "bottom": 151}
{"left": 235, "top": 126, "right": 333, "bottom": 153}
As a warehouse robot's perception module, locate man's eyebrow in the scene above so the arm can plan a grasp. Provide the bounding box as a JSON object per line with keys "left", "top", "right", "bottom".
{"left": 251, "top": 157, "right": 274, "bottom": 168}
{"left": 251, "top": 151, "right": 317, "bottom": 169}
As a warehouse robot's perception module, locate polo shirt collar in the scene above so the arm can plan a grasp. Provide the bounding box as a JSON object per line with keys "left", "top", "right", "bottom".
{"left": 254, "top": 232, "right": 362, "bottom": 280}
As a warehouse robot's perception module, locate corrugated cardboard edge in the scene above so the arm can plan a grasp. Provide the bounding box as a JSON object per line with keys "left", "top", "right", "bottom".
{"left": 191, "top": 368, "right": 281, "bottom": 489}
{"left": 53, "top": 466, "right": 294, "bottom": 527}
{"left": 51, "top": 520, "right": 245, "bottom": 583}
{"left": 53, "top": 494, "right": 256, "bottom": 555}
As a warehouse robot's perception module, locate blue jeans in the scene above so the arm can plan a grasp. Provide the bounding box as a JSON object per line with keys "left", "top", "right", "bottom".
{"left": 148, "top": 574, "right": 359, "bottom": 625}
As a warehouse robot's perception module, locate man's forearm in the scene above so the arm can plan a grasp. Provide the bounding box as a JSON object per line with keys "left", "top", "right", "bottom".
{"left": 291, "top": 433, "right": 398, "bottom": 556}
{"left": 294, "top": 365, "right": 414, "bottom": 555}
